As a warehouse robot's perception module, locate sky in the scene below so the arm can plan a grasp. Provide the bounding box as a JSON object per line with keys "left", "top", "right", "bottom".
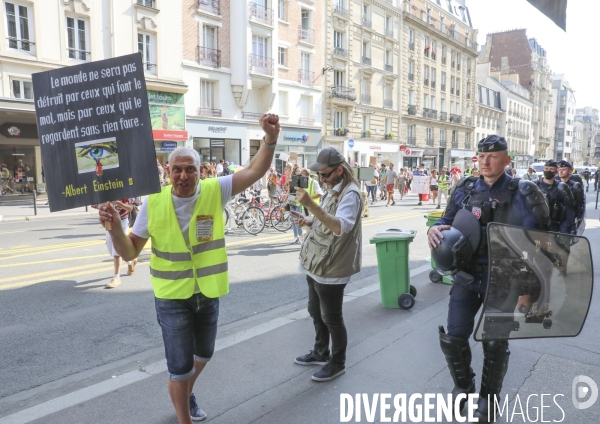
{"left": 468, "top": 0, "right": 598, "bottom": 108}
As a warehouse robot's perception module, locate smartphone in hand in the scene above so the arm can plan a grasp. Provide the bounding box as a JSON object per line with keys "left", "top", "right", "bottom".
{"left": 290, "top": 210, "right": 303, "bottom": 218}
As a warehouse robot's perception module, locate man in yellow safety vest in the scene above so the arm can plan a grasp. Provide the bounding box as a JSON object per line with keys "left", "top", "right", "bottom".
{"left": 99, "top": 114, "right": 280, "bottom": 424}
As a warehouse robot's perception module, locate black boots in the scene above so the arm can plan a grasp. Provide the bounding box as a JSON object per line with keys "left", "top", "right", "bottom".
{"left": 473, "top": 340, "right": 510, "bottom": 423}
{"left": 439, "top": 327, "right": 476, "bottom": 412}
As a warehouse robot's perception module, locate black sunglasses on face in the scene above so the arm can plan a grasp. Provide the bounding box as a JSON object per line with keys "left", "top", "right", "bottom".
{"left": 318, "top": 165, "right": 340, "bottom": 179}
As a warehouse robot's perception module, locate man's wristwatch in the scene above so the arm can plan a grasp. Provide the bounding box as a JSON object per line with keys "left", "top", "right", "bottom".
{"left": 262, "top": 136, "right": 277, "bottom": 149}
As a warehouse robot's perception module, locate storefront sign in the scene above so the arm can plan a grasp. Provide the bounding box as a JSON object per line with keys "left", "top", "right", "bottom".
{"left": 0, "top": 123, "right": 38, "bottom": 138}
{"left": 32, "top": 53, "right": 160, "bottom": 212}
{"left": 450, "top": 149, "right": 476, "bottom": 158}
{"left": 187, "top": 120, "right": 247, "bottom": 140}
{"left": 162, "top": 141, "right": 177, "bottom": 150}
{"left": 369, "top": 145, "right": 381, "bottom": 150}
{"left": 147, "top": 90, "right": 184, "bottom": 105}
{"left": 7, "top": 126, "right": 20, "bottom": 136}
{"left": 403, "top": 149, "right": 424, "bottom": 157}
{"left": 399, "top": 145, "right": 406, "bottom": 151}
{"left": 423, "top": 148, "right": 439, "bottom": 156}
{"left": 208, "top": 126, "right": 227, "bottom": 133}
{"left": 152, "top": 130, "right": 188, "bottom": 141}
{"left": 284, "top": 133, "right": 310, "bottom": 142}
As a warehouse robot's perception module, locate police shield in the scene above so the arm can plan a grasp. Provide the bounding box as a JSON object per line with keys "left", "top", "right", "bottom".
{"left": 474, "top": 223, "right": 593, "bottom": 341}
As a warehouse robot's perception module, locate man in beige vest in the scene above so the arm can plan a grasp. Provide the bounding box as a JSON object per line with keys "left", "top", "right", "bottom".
{"left": 292, "top": 148, "right": 363, "bottom": 382}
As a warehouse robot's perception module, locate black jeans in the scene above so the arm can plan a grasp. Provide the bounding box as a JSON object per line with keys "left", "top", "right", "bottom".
{"left": 306, "top": 276, "right": 347, "bottom": 368}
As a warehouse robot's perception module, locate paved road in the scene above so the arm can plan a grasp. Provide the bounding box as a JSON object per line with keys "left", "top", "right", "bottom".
{"left": 0, "top": 194, "right": 439, "bottom": 399}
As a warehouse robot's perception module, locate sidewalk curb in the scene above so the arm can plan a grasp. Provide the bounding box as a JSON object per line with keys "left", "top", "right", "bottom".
{"left": 0, "top": 211, "right": 95, "bottom": 222}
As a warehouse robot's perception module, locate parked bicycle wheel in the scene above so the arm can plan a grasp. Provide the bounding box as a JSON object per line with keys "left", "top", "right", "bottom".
{"left": 242, "top": 206, "right": 265, "bottom": 235}
{"left": 270, "top": 207, "right": 292, "bottom": 232}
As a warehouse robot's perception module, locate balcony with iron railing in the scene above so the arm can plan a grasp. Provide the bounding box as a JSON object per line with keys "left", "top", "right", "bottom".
{"left": 441, "top": 84, "right": 446, "bottom": 92}
{"left": 442, "top": 56, "right": 446, "bottom": 65}
{"left": 456, "top": 89, "right": 460, "bottom": 96}
{"left": 298, "top": 69, "right": 314, "bottom": 85}
{"left": 426, "top": 138, "right": 435, "bottom": 147}
{"left": 424, "top": 47, "right": 430, "bottom": 57}
{"left": 466, "top": 117, "right": 472, "bottom": 126}
{"left": 385, "top": 64, "right": 393, "bottom": 72}
{"left": 249, "top": 54, "right": 274, "bottom": 76}
{"left": 197, "top": 46, "right": 221, "bottom": 68}
{"left": 299, "top": 118, "right": 314, "bottom": 125}
{"left": 249, "top": 2, "right": 273, "bottom": 26}
{"left": 408, "top": 73, "right": 414, "bottom": 82}
{"left": 361, "top": 94, "right": 371, "bottom": 105}
{"left": 431, "top": 80, "right": 436, "bottom": 89}
{"left": 298, "top": 26, "right": 314, "bottom": 45}
{"left": 449, "top": 114, "right": 461, "bottom": 124}
{"left": 439, "top": 140, "right": 447, "bottom": 148}
{"left": 465, "top": 142, "right": 471, "bottom": 150}
{"left": 407, "top": 105, "right": 417, "bottom": 115}
{"left": 362, "top": 56, "right": 372, "bottom": 66}
{"left": 440, "top": 112, "right": 447, "bottom": 121}
{"left": 330, "top": 85, "right": 357, "bottom": 102}
{"left": 450, "top": 87, "right": 454, "bottom": 94}
{"left": 362, "top": 131, "right": 372, "bottom": 138}
{"left": 457, "top": 62, "right": 461, "bottom": 71}
{"left": 385, "top": 28, "right": 393, "bottom": 38}
{"left": 333, "top": 5, "right": 349, "bottom": 18}
{"left": 198, "top": 0, "right": 220, "bottom": 14}
{"left": 197, "top": 108, "right": 222, "bottom": 117}
{"left": 142, "top": 62, "right": 156, "bottom": 72}
{"left": 406, "top": 137, "right": 417, "bottom": 145}
{"left": 7, "top": 37, "right": 35, "bottom": 52}
{"left": 409, "top": 41, "right": 415, "bottom": 51}
{"left": 67, "top": 48, "right": 90, "bottom": 61}
{"left": 137, "top": 0, "right": 156, "bottom": 8}
{"left": 451, "top": 142, "right": 459, "bottom": 148}
{"left": 362, "top": 17, "right": 372, "bottom": 28}
{"left": 423, "top": 108, "right": 437, "bottom": 119}
{"left": 424, "top": 78, "right": 429, "bottom": 86}
{"left": 383, "top": 99, "right": 393, "bottom": 109}
{"left": 431, "top": 52, "right": 436, "bottom": 61}
{"left": 333, "top": 47, "right": 348, "bottom": 57}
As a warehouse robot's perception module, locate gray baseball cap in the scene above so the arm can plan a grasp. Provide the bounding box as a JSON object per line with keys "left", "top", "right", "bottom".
{"left": 309, "top": 147, "right": 346, "bottom": 172}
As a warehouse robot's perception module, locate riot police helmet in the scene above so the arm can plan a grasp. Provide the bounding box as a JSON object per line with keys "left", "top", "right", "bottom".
{"left": 431, "top": 209, "right": 481, "bottom": 273}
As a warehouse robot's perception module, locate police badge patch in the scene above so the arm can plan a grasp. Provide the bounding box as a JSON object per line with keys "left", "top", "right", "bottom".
{"left": 471, "top": 206, "right": 482, "bottom": 219}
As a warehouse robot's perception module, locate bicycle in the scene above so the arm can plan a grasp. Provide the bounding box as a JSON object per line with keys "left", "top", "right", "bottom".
{"left": 223, "top": 197, "right": 265, "bottom": 235}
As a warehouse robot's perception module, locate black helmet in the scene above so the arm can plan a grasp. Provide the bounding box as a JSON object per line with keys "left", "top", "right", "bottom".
{"left": 431, "top": 226, "right": 474, "bottom": 272}
{"left": 431, "top": 209, "right": 481, "bottom": 280}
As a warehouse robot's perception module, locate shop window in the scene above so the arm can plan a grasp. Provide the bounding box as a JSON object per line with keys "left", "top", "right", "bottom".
{"left": 10, "top": 78, "right": 33, "bottom": 99}
{"left": 67, "top": 16, "right": 89, "bottom": 61}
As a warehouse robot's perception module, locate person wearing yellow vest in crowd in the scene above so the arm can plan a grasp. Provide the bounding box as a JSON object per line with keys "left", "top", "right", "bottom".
{"left": 99, "top": 114, "right": 280, "bottom": 424}
{"left": 301, "top": 168, "right": 323, "bottom": 208}
{"left": 436, "top": 166, "right": 451, "bottom": 209}
{"left": 464, "top": 164, "right": 472, "bottom": 176}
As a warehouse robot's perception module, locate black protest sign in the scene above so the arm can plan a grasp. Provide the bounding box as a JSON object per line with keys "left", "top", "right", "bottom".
{"left": 32, "top": 53, "right": 160, "bottom": 212}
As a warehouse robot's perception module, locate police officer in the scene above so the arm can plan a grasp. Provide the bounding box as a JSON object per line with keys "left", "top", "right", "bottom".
{"left": 535, "top": 160, "right": 576, "bottom": 234}
{"left": 428, "top": 135, "right": 549, "bottom": 422}
{"left": 557, "top": 160, "right": 585, "bottom": 234}
{"left": 582, "top": 168, "right": 591, "bottom": 192}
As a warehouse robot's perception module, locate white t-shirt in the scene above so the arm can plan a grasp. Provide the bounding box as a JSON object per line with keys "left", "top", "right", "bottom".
{"left": 131, "top": 176, "right": 233, "bottom": 247}
{"left": 216, "top": 163, "right": 223, "bottom": 174}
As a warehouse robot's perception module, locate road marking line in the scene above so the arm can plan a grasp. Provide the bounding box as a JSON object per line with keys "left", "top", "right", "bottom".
{"left": 0, "top": 255, "right": 108, "bottom": 269}
{"left": 0, "top": 240, "right": 102, "bottom": 254}
{"left": 0, "top": 266, "right": 431, "bottom": 423}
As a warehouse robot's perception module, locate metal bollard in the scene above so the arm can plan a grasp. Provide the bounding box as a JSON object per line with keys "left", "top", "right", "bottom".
{"left": 33, "top": 190, "right": 37, "bottom": 216}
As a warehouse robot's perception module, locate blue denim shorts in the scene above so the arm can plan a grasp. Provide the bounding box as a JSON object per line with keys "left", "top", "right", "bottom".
{"left": 155, "top": 293, "right": 220, "bottom": 381}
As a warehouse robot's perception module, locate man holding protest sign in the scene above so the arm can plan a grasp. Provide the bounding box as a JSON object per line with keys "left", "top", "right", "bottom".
{"left": 99, "top": 114, "right": 280, "bottom": 424}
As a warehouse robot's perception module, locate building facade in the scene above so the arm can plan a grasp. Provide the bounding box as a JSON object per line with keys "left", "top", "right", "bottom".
{"left": 400, "top": 0, "right": 478, "bottom": 170}
{"left": 321, "top": 0, "right": 401, "bottom": 166}
{"left": 0, "top": 0, "right": 186, "bottom": 191}
{"left": 182, "top": 0, "right": 324, "bottom": 168}
{"left": 550, "top": 74, "right": 576, "bottom": 163}
{"left": 479, "top": 30, "right": 553, "bottom": 160}
{"left": 575, "top": 107, "right": 600, "bottom": 166}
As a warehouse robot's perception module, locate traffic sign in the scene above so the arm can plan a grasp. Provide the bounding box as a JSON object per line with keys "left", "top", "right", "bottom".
{"left": 405, "top": 149, "right": 411, "bottom": 155}
{"left": 348, "top": 138, "right": 355, "bottom": 148}
{"left": 400, "top": 145, "right": 406, "bottom": 151}
{"left": 472, "top": 156, "right": 478, "bottom": 163}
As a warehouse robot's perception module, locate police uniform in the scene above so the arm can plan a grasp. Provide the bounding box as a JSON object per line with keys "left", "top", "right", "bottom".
{"left": 556, "top": 160, "right": 585, "bottom": 234}
{"left": 535, "top": 160, "right": 576, "bottom": 234}
{"left": 432, "top": 135, "right": 549, "bottom": 422}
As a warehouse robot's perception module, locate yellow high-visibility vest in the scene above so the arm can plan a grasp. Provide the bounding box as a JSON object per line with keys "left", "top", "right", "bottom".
{"left": 147, "top": 179, "right": 228, "bottom": 299}
{"left": 308, "top": 178, "right": 320, "bottom": 205}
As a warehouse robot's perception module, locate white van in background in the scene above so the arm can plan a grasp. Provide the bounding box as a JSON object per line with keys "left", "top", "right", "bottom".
{"left": 531, "top": 162, "right": 546, "bottom": 177}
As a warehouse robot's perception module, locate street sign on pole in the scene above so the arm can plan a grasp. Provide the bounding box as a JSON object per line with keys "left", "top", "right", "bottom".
{"left": 472, "top": 156, "right": 478, "bottom": 163}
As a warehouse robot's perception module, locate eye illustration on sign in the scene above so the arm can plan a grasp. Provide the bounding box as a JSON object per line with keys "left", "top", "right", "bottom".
{"left": 75, "top": 138, "right": 119, "bottom": 175}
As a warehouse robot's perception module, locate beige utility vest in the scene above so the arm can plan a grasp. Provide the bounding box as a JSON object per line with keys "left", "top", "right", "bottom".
{"left": 300, "top": 182, "right": 363, "bottom": 278}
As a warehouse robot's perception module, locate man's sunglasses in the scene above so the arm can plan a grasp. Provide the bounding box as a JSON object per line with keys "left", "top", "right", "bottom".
{"left": 318, "top": 164, "right": 342, "bottom": 179}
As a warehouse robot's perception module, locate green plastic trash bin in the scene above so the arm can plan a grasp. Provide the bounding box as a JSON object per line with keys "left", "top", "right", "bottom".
{"left": 424, "top": 211, "right": 452, "bottom": 285}
{"left": 369, "top": 228, "right": 418, "bottom": 310}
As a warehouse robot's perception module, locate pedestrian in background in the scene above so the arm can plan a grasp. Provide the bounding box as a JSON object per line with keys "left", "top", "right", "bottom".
{"left": 385, "top": 163, "right": 398, "bottom": 207}
{"left": 397, "top": 168, "right": 407, "bottom": 200}
{"left": 93, "top": 199, "right": 137, "bottom": 289}
{"left": 429, "top": 169, "right": 439, "bottom": 205}
{"left": 365, "top": 163, "right": 378, "bottom": 204}
{"left": 287, "top": 165, "right": 304, "bottom": 244}
{"left": 293, "top": 148, "right": 363, "bottom": 382}
{"left": 436, "top": 167, "right": 450, "bottom": 209}
{"left": 301, "top": 168, "right": 323, "bottom": 216}
{"left": 98, "top": 114, "right": 279, "bottom": 423}
{"left": 378, "top": 164, "right": 387, "bottom": 201}
{"left": 216, "top": 160, "right": 224, "bottom": 176}
{"left": 522, "top": 166, "right": 536, "bottom": 181}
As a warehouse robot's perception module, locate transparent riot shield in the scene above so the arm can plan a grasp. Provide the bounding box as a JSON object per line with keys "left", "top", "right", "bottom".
{"left": 474, "top": 223, "right": 593, "bottom": 341}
